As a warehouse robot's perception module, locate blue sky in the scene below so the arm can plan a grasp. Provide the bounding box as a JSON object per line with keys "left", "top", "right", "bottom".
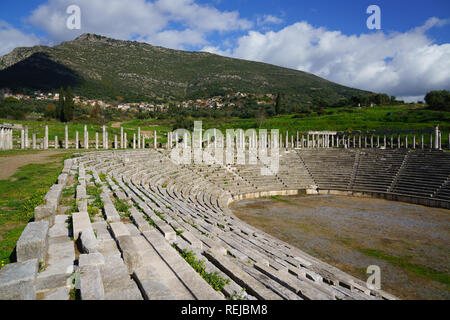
{"left": 0, "top": 0, "right": 449, "bottom": 100}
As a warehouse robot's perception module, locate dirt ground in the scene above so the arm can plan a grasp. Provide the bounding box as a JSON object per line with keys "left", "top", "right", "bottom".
{"left": 0, "top": 151, "right": 70, "bottom": 180}
{"left": 230, "top": 195, "right": 450, "bottom": 300}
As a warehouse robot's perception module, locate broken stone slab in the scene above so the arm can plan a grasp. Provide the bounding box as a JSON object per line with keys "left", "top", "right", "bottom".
{"left": 78, "top": 199, "right": 88, "bottom": 213}
{"left": 35, "top": 240, "right": 75, "bottom": 291}
{"left": 17, "top": 220, "right": 49, "bottom": 264}
{"left": 79, "top": 228, "right": 99, "bottom": 253}
{"left": 0, "top": 259, "right": 38, "bottom": 300}
{"left": 72, "top": 212, "right": 92, "bottom": 240}
{"left": 49, "top": 218, "right": 69, "bottom": 238}
{"left": 80, "top": 265, "right": 104, "bottom": 300}
{"left": 38, "top": 286, "right": 70, "bottom": 300}
{"left": 34, "top": 204, "right": 55, "bottom": 227}
{"left": 204, "top": 251, "right": 282, "bottom": 300}
{"left": 133, "top": 267, "right": 176, "bottom": 300}
{"left": 76, "top": 185, "right": 87, "bottom": 200}
{"left": 109, "top": 222, "right": 130, "bottom": 238}
{"left": 45, "top": 184, "right": 63, "bottom": 209}
{"left": 104, "top": 203, "right": 121, "bottom": 222}
{"left": 57, "top": 173, "right": 68, "bottom": 187}
{"left": 115, "top": 235, "right": 143, "bottom": 273}
{"left": 79, "top": 253, "right": 105, "bottom": 267}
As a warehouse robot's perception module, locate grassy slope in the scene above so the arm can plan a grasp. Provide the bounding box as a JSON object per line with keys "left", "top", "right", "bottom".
{"left": 0, "top": 151, "right": 77, "bottom": 265}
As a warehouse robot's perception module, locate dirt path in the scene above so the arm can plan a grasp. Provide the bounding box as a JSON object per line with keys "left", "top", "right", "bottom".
{"left": 231, "top": 195, "right": 450, "bottom": 300}
{"left": 0, "top": 151, "right": 70, "bottom": 180}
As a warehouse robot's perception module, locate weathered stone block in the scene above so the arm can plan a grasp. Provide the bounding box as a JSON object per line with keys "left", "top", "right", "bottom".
{"left": 72, "top": 212, "right": 92, "bottom": 240}
{"left": 80, "top": 265, "right": 104, "bottom": 300}
{"left": 17, "top": 221, "right": 49, "bottom": 264}
{"left": 0, "top": 259, "right": 38, "bottom": 300}
{"left": 79, "top": 253, "right": 105, "bottom": 267}
{"left": 34, "top": 204, "right": 55, "bottom": 226}
{"left": 109, "top": 222, "right": 130, "bottom": 238}
{"left": 80, "top": 228, "right": 99, "bottom": 253}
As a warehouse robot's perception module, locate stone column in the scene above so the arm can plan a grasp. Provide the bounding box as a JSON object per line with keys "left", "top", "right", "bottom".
{"left": 124, "top": 133, "right": 128, "bottom": 148}
{"left": 353, "top": 135, "right": 356, "bottom": 149}
{"left": 390, "top": 135, "right": 394, "bottom": 149}
{"left": 44, "top": 126, "right": 49, "bottom": 149}
{"left": 32, "top": 133, "right": 36, "bottom": 150}
{"left": 138, "top": 127, "right": 141, "bottom": 149}
{"left": 55, "top": 136, "right": 58, "bottom": 149}
{"left": 95, "top": 132, "right": 99, "bottom": 149}
{"left": 83, "top": 125, "right": 88, "bottom": 149}
{"left": 115, "top": 135, "right": 118, "bottom": 150}
{"left": 142, "top": 135, "right": 145, "bottom": 149}
{"left": 448, "top": 133, "right": 450, "bottom": 150}
{"left": 405, "top": 136, "right": 408, "bottom": 149}
{"left": 25, "top": 126, "right": 29, "bottom": 149}
{"left": 21, "top": 129, "right": 25, "bottom": 149}
{"left": 377, "top": 135, "right": 380, "bottom": 148}
{"left": 413, "top": 135, "right": 416, "bottom": 149}
{"left": 307, "top": 134, "right": 310, "bottom": 148}
{"left": 133, "top": 134, "right": 136, "bottom": 149}
{"left": 102, "top": 126, "right": 106, "bottom": 149}
{"left": 430, "top": 134, "right": 433, "bottom": 150}
{"left": 384, "top": 135, "right": 387, "bottom": 148}
{"left": 421, "top": 135, "right": 424, "bottom": 149}
{"left": 358, "top": 135, "right": 361, "bottom": 148}
{"left": 154, "top": 131, "right": 157, "bottom": 149}
{"left": 75, "top": 131, "right": 79, "bottom": 150}
{"left": 0, "top": 128, "right": 3, "bottom": 150}
{"left": 184, "top": 133, "right": 188, "bottom": 149}
{"left": 397, "top": 135, "right": 401, "bottom": 149}
{"left": 434, "top": 126, "right": 439, "bottom": 150}
{"left": 65, "top": 125, "right": 69, "bottom": 149}
{"left": 439, "top": 132, "right": 442, "bottom": 150}
{"left": 121, "top": 127, "right": 124, "bottom": 149}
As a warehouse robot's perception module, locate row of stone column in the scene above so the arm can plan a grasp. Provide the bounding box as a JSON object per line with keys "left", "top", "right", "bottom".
{"left": 0, "top": 125, "right": 13, "bottom": 150}
{"left": 14, "top": 126, "right": 160, "bottom": 150}
{"left": 169, "top": 128, "right": 448, "bottom": 151}
{"left": 4, "top": 125, "right": 449, "bottom": 151}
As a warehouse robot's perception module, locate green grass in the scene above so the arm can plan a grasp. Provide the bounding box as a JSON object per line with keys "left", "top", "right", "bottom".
{"left": 172, "top": 244, "right": 230, "bottom": 292}
{"left": 114, "top": 198, "right": 131, "bottom": 217}
{"left": 86, "top": 185, "right": 104, "bottom": 209}
{"left": 358, "top": 248, "right": 450, "bottom": 287}
{"left": 0, "top": 152, "right": 77, "bottom": 264}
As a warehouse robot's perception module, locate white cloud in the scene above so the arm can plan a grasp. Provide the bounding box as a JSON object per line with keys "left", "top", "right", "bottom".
{"left": 204, "top": 18, "right": 450, "bottom": 98}
{"left": 27, "top": 0, "right": 251, "bottom": 50}
{"left": 256, "top": 14, "right": 283, "bottom": 26}
{"left": 0, "top": 21, "right": 41, "bottom": 55}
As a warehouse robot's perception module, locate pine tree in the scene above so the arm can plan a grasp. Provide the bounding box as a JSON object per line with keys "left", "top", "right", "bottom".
{"left": 64, "top": 86, "right": 74, "bottom": 122}
{"left": 58, "top": 87, "right": 65, "bottom": 122}
{"left": 275, "top": 93, "right": 282, "bottom": 115}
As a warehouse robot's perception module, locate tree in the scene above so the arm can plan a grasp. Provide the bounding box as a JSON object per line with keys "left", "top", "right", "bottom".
{"left": 45, "top": 103, "right": 56, "bottom": 118}
{"left": 90, "top": 103, "right": 101, "bottom": 120}
{"left": 58, "top": 87, "right": 65, "bottom": 122}
{"left": 275, "top": 93, "right": 282, "bottom": 115}
{"left": 425, "top": 90, "right": 450, "bottom": 111}
{"left": 64, "top": 86, "right": 74, "bottom": 122}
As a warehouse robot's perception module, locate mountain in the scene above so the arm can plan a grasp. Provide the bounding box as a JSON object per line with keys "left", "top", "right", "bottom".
{"left": 0, "top": 33, "right": 370, "bottom": 103}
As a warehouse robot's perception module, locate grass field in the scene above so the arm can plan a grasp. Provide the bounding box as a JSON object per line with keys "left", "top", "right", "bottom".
{"left": 0, "top": 151, "right": 79, "bottom": 265}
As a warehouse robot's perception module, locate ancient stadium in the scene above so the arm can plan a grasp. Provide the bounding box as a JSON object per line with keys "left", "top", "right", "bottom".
{"left": 0, "top": 124, "right": 449, "bottom": 300}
